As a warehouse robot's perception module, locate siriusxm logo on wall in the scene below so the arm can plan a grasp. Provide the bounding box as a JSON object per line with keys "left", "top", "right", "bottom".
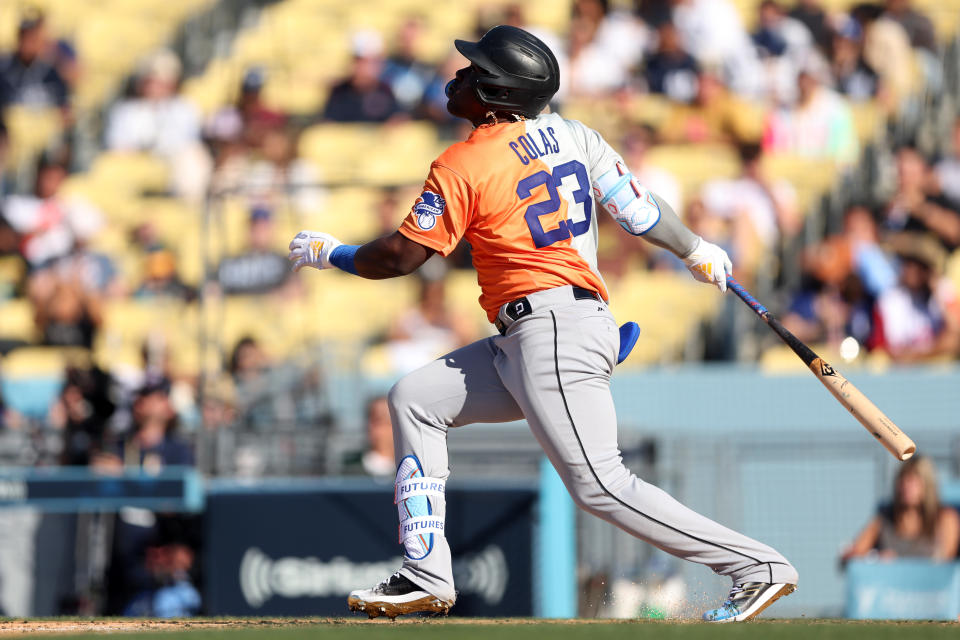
{"left": 240, "top": 545, "right": 508, "bottom": 608}
{"left": 204, "top": 481, "right": 535, "bottom": 616}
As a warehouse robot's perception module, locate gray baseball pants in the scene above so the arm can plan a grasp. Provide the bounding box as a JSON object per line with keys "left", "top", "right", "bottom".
{"left": 389, "top": 285, "right": 798, "bottom": 602}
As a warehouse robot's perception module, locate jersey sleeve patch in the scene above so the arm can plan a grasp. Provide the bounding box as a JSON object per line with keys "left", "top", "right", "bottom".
{"left": 413, "top": 191, "right": 446, "bottom": 230}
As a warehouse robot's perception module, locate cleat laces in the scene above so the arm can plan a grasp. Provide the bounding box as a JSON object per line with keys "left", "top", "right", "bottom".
{"left": 718, "top": 584, "right": 744, "bottom": 613}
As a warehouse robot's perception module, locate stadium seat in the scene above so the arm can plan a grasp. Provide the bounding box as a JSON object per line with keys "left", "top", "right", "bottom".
{"left": 261, "top": 70, "right": 328, "bottom": 115}
{"left": 646, "top": 145, "right": 742, "bottom": 198}
{"left": 95, "top": 298, "right": 203, "bottom": 375}
{"left": 2, "top": 106, "right": 62, "bottom": 169}
{"left": 0, "top": 345, "right": 88, "bottom": 378}
{"left": 0, "top": 256, "right": 25, "bottom": 298}
{"left": 606, "top": 271, "right": 719, "bottom": 366}
{"left": 88, "top": 152, "right": 171, "bottom": 196}
{"left": 181, "top": 58, "right": 245, "bottom": 116}
{"left": 443, "top": 270, "right": 496, "bottom": 331}
{"left": 301, "top": 273, "right": 416, "bottom": 341}
{"left": 761, "top": 154, "right": 838, "bottom": 214}
{"left": 849, "top": 101, "right": 883, "bottom": 145}
{"left": 947, "top": 250, "right": 960, "bottom": 294}
{"left": 299, "top": 122, "right": 443, "bottom": 186}
{"left": 298, "top": 124, "right": 370, "bottom": 183}
{"left": 909, "top": 0, "right": 960, "bottom": 40}
{"left": 0, "top": 298, "right": 35, "bottom": 343}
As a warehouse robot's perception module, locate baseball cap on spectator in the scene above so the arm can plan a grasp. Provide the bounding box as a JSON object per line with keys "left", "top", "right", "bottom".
{"left": 138, "top": 49, "right": 182, "bottom": 84}
{"left": 249, "top": 205, "right": 272, "bottom": 223}
{"left": 352, "top": 30, "right": 385, "bottom": 59}
{"left": 242, "top": 67, "right": 266, "bottom": 94}
{"left": 18, "top": 8, "right": 44, "bottom": 33}
{"left": 56, "top": 39, "right": 76, "bottom": 60}
{"left": 236, "top": 67, "right": 286, "bottom": 132}
{"left": 136, "top": 379, "right": 172, "bottom": 402}
{"left": 887, "top": 232, "right": 947, "bottom": 273}
{"left": 835, "top": 15, "right": 863, "bottom": 42}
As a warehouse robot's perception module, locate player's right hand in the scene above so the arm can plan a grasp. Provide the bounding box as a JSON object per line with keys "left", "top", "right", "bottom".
{"left": 288, "top": 230, "right": 342, "bottom": 271}
{"left": 682, "top": 237, "right": 733, "bottom": 292}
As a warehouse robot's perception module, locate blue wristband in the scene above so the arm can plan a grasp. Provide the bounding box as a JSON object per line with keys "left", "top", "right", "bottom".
{"left": 329, "top": 244, "right": 359, "bottom": 275}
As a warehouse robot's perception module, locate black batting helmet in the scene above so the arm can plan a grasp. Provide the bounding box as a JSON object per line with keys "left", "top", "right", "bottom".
{"left": 454, "top": 25, "right": 560, "bottom": 119}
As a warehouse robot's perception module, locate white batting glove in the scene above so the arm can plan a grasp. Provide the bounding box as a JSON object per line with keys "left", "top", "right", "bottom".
{"left": 682, "top": 237, "right": 733, "bottom": 292}
{"left": 287, "top": 230, "right": 342, "bottom": 271}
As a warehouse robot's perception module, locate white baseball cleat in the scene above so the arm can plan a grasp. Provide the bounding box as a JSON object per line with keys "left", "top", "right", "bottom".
{"left": 702, "top": 582, "right": 796, "bottom": 622}
{"left": 347, "top": 573, "right": 453, "bottom": 620}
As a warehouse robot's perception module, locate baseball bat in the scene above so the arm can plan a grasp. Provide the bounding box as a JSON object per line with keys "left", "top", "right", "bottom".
{"left": 726, "top": 275, "right": 916, "bottom": 461}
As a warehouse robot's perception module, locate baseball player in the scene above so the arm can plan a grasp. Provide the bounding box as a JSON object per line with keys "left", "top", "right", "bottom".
{"left": 289, "top": 26, "right": 798, "bottom": 622}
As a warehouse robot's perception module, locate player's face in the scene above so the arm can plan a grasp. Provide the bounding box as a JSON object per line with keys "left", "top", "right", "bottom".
{"left": 445, "top": 64, "right": 485, "bottom": 122}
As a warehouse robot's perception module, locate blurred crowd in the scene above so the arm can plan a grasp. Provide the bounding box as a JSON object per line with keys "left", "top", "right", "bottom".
{"left": 0, "top": 0, "right": 957, "bottom": 479}
{"left": 783, "top": 133, "right": 960, "bottom": 363}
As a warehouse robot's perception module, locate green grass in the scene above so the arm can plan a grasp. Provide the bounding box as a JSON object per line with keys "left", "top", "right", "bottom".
{"left": 15, "top": 618, "right": 959, "bottom": 640}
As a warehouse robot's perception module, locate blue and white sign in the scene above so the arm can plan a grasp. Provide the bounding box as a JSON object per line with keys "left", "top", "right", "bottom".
{"left": 846, "top": 559, "right": 960, "bottom": 620}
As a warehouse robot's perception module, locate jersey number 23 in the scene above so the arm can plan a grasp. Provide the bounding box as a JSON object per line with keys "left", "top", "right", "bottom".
{"left": 517, "top": 160, "right": 592, "bottom": 248}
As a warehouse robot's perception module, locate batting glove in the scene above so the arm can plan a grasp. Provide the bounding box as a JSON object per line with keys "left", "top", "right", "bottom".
{"left": 682, "top": 237, "right": 733, "bottom": 293}
{"left": 288, "top": 230, "right": 342, "bottom": 271}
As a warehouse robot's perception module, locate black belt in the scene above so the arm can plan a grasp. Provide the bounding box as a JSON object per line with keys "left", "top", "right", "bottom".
{"left": 494, "top": 287, "right": 602, "bottom": 335}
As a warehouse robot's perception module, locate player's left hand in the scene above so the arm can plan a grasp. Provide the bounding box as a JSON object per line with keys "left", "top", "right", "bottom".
{"left": 682, "top": 237, "right": 733, "bottom": 293}
{"left": 288, "top": 230, "right": 342, "bottom": 271}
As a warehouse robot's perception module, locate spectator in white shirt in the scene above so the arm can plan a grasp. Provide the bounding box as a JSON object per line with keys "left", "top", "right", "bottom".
{"left": 671, "top": 0, "right": 764, "bottom": 97}
{"left": 752, "top": 0, "right": 816, "bottom": 102}
{"left": 105, "top": 50, "right": 211, "bottom": 202}
{"left": 2, "top": 152, "right": 102, "bottom": 268}
{"left": 700, "top": 143, "right": 798, "bottom": 278}
{"left": 566, "top": 0, "right": 647, "bottom": 96}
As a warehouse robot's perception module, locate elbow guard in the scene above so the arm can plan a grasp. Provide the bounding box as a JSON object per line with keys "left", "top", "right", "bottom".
{"left": 593, "top": 162, "right": 661, "bottom": 236}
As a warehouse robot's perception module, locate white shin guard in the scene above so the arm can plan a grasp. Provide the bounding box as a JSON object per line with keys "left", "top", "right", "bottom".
{"left": 395, "top": 455, "right": 446, "bottom": 560}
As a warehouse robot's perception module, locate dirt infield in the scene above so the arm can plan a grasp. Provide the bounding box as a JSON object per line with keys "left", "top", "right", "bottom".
{"left": 0, "top": 617, "right": 955, "bottom": 638}
{"left": 0, "top": 618, "right": 643, "bottom": 634}
{"left": 0, "top": 619, "right": 319, "bottom": 635}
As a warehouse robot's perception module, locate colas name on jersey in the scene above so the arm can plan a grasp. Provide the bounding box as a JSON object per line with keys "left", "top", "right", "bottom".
{"left": 509, "top": 127, "right": 560, "bottom": 165}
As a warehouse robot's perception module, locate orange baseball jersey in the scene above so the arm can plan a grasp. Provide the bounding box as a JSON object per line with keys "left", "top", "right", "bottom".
{"left": 399, "top": 113, "right": 625, "bottom": 323}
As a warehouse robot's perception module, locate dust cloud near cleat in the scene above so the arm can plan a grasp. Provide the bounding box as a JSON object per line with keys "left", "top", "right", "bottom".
{"left": 347, "top": 573, "right": 453, "bottom": 620}
{"left": 702, "top": 582, "right": 797, "bottom": 623}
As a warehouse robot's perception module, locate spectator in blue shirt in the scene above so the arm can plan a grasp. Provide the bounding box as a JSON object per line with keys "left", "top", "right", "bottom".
{"left": 322, "top": 31, "right": 401, "bottom": 123}
{"left": 382, "top": 17, "right": 434, "bottom": 113}
{"left": 644, "top": 22, "right": 699, "bottom": 103}
{"left": 0, "top": 12, "right": 69, "bottom": 113}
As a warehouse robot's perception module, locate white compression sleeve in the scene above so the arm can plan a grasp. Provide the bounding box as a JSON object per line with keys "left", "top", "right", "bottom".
{"left": 593, "top": 162, "right": 661, "bottom": 235}
{"left": 593, "top": 162, "right": 698, "bottom": 257}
